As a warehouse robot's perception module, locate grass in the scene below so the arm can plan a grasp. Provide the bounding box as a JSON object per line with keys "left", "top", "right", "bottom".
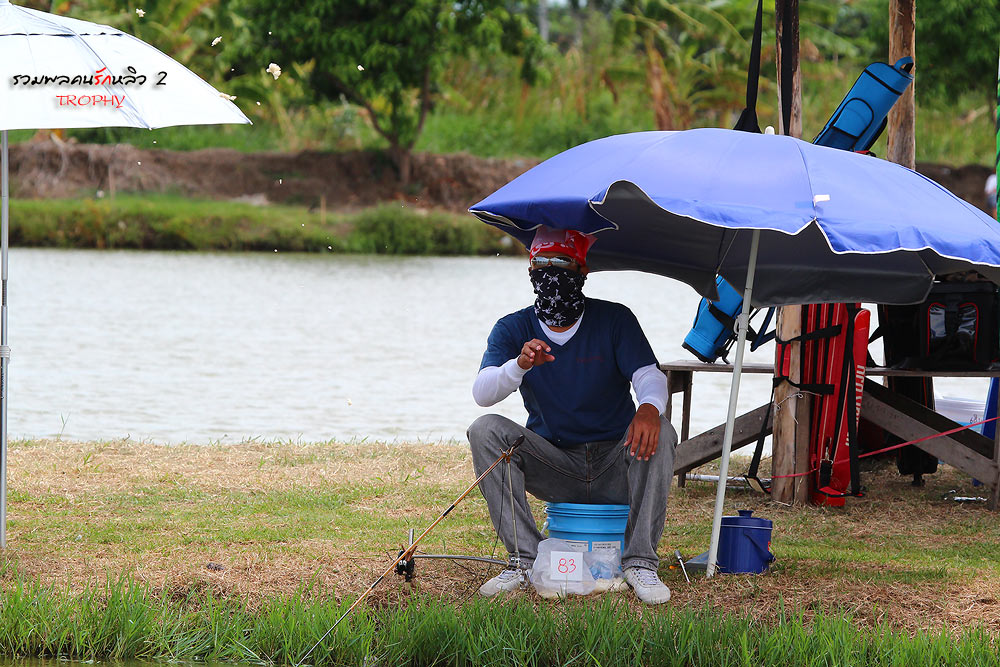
{"left": 2, "top": 436, "right": 999, "bottom": 660}
{"left": 0, "top": 580, "right": 996, "bottom": 665}
{"left": 7, "top": 195, "right": 516, "bottom": 256}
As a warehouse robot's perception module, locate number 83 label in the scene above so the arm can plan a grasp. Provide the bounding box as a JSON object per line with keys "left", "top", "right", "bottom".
{"left": 549, "top": 550, "right": 583, "bottom": 581}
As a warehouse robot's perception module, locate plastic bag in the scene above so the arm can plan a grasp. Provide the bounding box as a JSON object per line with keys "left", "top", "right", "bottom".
{"left": 530, "top": 539, "right": 625, "bottom": 597}
{"left": 530, "top": 538, "right": 595, "bottom": 598}
{"left": 586, "top": 546, "right": 625, "bottom": 593}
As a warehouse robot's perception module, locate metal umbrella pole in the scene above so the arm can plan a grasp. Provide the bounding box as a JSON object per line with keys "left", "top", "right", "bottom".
{"left": 1, "top": 130, "right": 9, "bottom": 549}
{"left": 706, "top": 229, "right": 760, "bottom": 577}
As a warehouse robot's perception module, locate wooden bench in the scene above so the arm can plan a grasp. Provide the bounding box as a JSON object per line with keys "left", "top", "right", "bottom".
{"left": 660, "top": 360, "right": 1000, "bottom": 510}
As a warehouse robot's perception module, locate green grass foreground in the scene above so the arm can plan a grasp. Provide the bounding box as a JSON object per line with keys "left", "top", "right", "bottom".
{"left": 8, "top": 196, "right": 514, "bottom": 256}
{"left": 1, "top": 580, "right": 997, "bottom": 667}
{"left": 4, "top": 438, "right": 999, "bottom": 665}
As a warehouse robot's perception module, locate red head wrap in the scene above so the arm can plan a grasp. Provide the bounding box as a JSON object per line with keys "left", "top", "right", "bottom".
{"left": 528, "top": 227, "right": 596, "bottom": 267}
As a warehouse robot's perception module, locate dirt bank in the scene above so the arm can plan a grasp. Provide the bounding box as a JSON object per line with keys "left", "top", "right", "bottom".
{"left": 7, "top": 139, "right": 996, "bottom": 215}
{"left": 7, "top": 140, "right": 537, "bottom": 213}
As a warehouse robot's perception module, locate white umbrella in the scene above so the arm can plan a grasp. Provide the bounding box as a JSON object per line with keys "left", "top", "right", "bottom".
{"left": 0, "top": 0, "right": 251, "bottom": 547}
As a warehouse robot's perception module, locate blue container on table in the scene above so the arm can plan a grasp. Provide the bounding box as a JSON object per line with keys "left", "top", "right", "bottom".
{"left": 717, "top": 510, "right": 775, "bottom": 574}
{"left": 683, "top": 275, "right": 744, "bottom": 363}
{"left": 544, "top": 502, "right": 629, "bottom": 553}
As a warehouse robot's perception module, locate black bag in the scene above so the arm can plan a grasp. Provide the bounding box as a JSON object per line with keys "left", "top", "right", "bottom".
{"left": 886, "top": 281, "right": 999, "bottom": 371}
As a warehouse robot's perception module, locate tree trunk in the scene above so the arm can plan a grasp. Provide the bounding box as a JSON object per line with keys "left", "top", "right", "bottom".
{"left": 645, "top": 38, "right": 673, "bottom": 130}
{"left": 887, "top": 0, "right": 916, "bottom": 169}
{"left": 537, "top": 0, "right": 549, "bottom": 42}
{"left": 390, "top": 145, "right": 412, "bottom": 186}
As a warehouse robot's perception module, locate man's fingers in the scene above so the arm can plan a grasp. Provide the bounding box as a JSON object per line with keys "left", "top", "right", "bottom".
{"left": 530, "top": 339, "right": 551, "bottom": 353}
{"left": 640, "top": 425, "right": 661, "bottom": 460}
{"left": 521, "top": 340, "right": 553, "bottom": 367}
{"left": 639, "top": 430, "right": 652, "bottom": 460}
{"left": 640, "top": 432, "right": 654, "bottom": 460}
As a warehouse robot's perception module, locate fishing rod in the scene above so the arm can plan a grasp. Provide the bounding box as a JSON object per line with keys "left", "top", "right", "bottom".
{"left": 294, "top": 434, "right": 525, "bottom": 667}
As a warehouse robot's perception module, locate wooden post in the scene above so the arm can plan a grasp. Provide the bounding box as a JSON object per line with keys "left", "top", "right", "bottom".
{"left": 884, "top": 0, "right": 935, "bottom": 487}
{"left": 887, "top": 0, "right": 916, "bottom": 169}
{"left": 775, "top": 0, "right": 802, "bottom": 138}
{"left": 771, "top": 0, "right": 806, "bottom": 504}
{"left": 771, "top": 307, "right": 804, "bottom": 503}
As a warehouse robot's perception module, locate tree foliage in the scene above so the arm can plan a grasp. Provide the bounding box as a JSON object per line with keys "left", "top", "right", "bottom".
{"left": 231, "top": 0, "right": 541, "bottom": 181}
{"left": 859, "top": 0, "right": 999, "bottom": 101}
{"left": 611, "top": 1, "right": 866, "bottom": 131}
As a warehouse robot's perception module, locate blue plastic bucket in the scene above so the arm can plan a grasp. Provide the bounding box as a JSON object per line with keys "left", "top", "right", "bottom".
{"left": 717, "top": 510, "right": 775, "bottom": 574}
{"left": 544, "top": 502, "right": 629, "bottom": 553}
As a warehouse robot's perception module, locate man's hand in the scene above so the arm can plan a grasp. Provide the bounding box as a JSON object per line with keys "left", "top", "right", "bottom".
{"left": 517, "top": 339, "right": 555, "bottom": 370}
{"left": 625, "top": 403, "right": 660, "bottom": 461}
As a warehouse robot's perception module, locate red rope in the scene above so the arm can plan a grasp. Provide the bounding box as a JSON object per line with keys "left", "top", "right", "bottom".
{"left": 768, "top": 415, "right": 999, "bottom": 480}
{"left": 857, "top": 415, "right": 999, "bottom": 459}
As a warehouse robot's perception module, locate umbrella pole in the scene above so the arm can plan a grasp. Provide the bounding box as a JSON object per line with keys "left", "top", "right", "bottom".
{"left": 706, "top": 229, "right": 760, "bottom": 577}
{"left": 1, "top": 130, "right": 8, "bottom": 550}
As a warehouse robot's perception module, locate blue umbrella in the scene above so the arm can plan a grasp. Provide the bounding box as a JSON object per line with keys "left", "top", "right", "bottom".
{"left": 470, "top": 127, "right": 1000, "bottom": 577}
{"left": 471, "top": 128, "right": 1000, "bottom": 306}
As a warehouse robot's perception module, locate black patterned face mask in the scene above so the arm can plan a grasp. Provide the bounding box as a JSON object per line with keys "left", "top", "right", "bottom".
{"left": 530, "top": 266, "right": 586, "bottom": 328}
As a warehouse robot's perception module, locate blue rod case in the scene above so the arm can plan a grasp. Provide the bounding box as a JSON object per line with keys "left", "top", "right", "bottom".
{"left": 682, "top": 57, "right": 915, "bottom": 364}
{"left": 812, "top": 57, "right": 914, "bottom": 152}
{"left": 683, "top": 276, "right": 744, "bottom": 363}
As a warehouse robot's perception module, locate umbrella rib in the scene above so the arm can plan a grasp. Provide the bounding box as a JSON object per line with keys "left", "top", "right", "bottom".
{"left": 715, "top": 228, "right": 739, "bottom": 272}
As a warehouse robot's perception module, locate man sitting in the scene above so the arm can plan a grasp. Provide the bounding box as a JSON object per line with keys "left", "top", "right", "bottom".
{"left": 468, "top": 226, "right": 676, "bottom": 605}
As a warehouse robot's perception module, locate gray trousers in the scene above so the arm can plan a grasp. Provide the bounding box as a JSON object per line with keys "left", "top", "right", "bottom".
{"left": 467, "top": 413, "right": 676, "bottom": 571}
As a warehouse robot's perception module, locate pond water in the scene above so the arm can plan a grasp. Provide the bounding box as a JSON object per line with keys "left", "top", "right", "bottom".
{"left": 9, "top": 248, "right": 989, "bottom": 451}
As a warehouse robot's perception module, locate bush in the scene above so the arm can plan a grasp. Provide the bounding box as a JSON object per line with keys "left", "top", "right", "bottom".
{"left": 7, "top": 196, "right": 519, "bottom": 257}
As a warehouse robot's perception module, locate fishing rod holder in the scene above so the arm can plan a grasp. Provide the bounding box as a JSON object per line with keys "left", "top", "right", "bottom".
{"left": 393, "top": 436, "right": 525, "bottom": 583}
{"left": 394, "top": 551, "right": 416, "bottom": 582}
{"left": 392, "top": 527, "right": 509, "bottom": 582}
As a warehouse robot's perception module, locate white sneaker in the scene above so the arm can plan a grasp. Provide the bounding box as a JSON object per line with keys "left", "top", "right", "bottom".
{"left": 623, "top": 566, "right": 671, "bottom": 605}
{"left": 478, "top": 567, "right": 529, "bottom": 597}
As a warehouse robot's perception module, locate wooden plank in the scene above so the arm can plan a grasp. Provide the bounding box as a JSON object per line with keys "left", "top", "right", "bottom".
{"left": 659, "top": 361, "right": 772, "bottom": 374}
{"left": 681, "top": 382, "right": 692, "bottom": 442}
{"left": 861, "top": 380, "right": 999, "bottom": 485}
{"left": 660, "top": 360, "right": 1000, "bottom": 379}
{"left": 870, "top": 368, "right": 1000, "bottom": 378}
{"left": 864, "top": 380, "right": 994, "bottom": 457}
{"left": 675, "top": 403, "right": 772, "bottom": 473}
{"left": 664, "top": 369, "right": 694, "bottom": 487}
{"left": 663, "top": 369, "right": 693, "bottom": 487}
{"left": 665, "top": 369, "right": 692, "bottom": 396}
